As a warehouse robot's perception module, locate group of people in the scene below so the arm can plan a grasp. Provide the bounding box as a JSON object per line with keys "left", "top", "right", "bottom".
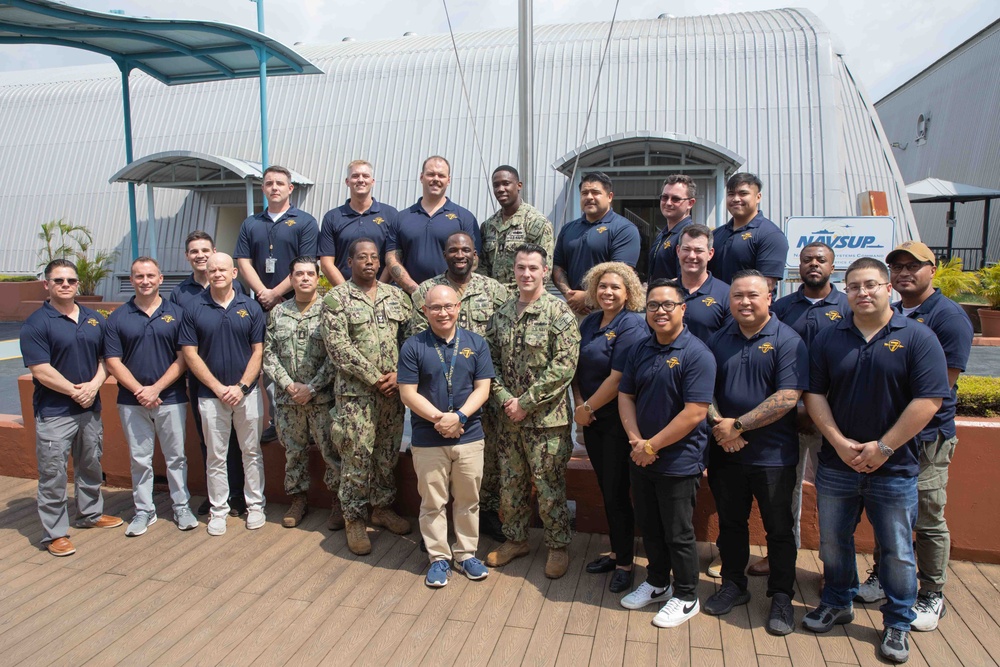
{"left": 21, "top": 158, "right": 971, "bottom": 665}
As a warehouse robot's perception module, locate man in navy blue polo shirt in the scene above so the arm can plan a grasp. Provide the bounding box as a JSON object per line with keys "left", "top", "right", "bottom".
{"left": 709, "top": 173, "right": 788, "bottom": 290}
{"left": 385, "top": 156, "right": 482, "bottom": 293}
{"left": 20, "top": 259, "right": 123, "bottom": 557}
{"left": 803, "top": 257, "right": 950, "bottom": 664}
{"left": 675, "top": 224, "right": 731, "bottom": 343}
{"left": 319, "top": 159, "right": 398, "bottom": 286}
{"left": 617, "top": 279, "right": 716, "bottom": 629}
{"left": 704, "top": 270, "right": 808, "bottom": 635}
{"left": 179, "top": 253, "right": 267, "bottom": 537}
{"left": 105, "top": 257, "right": 197, "bottom": 536}
{"left": 170, "top": 230, "right": 246, "bottom": 517}
{"left": 553, "top": 172, "right": 641, "bottom": 316}
{"left": 648, "top": 175, "right": 696, "bottom": 281}
{"left": 399, "top": 284, "right": 495, "bottom": 587}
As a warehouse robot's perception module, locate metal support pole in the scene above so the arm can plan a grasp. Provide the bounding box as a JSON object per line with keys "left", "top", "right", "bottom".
{"left": 119, "top": 62, "right": 139, "bottom": 259}
{"left": 983, "top": 199, "right": 992, "bottom": 268}
{"left": 946, "top": 202, "right": 956, "bottom": 261}
{"left": 254, "top": 0, "right": 269, "bottom": 171}
{"left": 145, "top": 184, "right": 158, "bottom": 260}
{"left": 517, "top": 0, "right": 534, "bottom": 201}
{"left": 245, "top": 179, "right": 255, "bottom": 217}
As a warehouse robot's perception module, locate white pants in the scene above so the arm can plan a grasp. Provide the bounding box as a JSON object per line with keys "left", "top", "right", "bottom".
{"left": 199, "top": 390, "right": 265, "bottom": 519}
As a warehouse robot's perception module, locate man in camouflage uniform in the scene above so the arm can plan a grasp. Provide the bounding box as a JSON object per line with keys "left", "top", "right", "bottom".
{"left": 485, "top": 243, "right": 581, "bottom": 579}
{"left": 479, "top": 165, "right": 555, "bottom": 290}
{"left": 410, "top": 232, "right": 509, "bottom": 541}
{"left": 322, "top": 238, "right": 413, "bottom": 555}
{"left": 263, "top": 256, "right": 340, "bottom": 530}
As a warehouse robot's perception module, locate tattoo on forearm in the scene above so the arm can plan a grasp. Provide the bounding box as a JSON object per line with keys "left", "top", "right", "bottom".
{"left": 707, "top": 402, "right": 722, "bottom": 425}
{"left": 739, "top": 389, "right": 800, "bottom": 431}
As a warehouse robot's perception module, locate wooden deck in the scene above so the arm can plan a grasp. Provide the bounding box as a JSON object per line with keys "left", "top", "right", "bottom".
{"left": 1, "top": 475, "right": 998, "bottom": 667}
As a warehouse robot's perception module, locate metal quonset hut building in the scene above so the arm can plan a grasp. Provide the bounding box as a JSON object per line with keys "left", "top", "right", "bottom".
{"left": 0, "top": 8, "right": 916, "bottom": 296}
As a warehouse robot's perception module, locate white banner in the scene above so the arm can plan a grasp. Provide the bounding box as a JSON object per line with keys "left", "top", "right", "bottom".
{"left": 784, "top": 217, "right": 896, "bottom": 269}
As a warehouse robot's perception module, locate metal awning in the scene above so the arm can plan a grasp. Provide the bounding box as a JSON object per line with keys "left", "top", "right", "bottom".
{"left": 906, "top": 178, "right": 1000, "bottom": 268}
{"left": 109, "top": 151, "right": 314, "bottom": 189}
{"left": 552, "top": 130, "right": 745, "bottom": 176}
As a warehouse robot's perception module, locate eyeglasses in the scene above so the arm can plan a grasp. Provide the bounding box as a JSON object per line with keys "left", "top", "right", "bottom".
{"left": 659, "top": 195, "right": 694, "bottom": 204}
{"left": 426, "top": 304, "right": 459, "bottom": 314}
{"left": 888, "top": 261, "right": 932, "bottom": 273}
{"left": 50, "top": 277, "right": 79, "bottom": 286}
{"left": 646, "top": 300, "right": 683, "bottom": 313}
{"left": 845, "top": 281, "right": 889, "bottom": 295}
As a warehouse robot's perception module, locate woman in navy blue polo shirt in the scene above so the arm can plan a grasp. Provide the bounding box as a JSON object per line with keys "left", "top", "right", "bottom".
{"left": 572, "top": 262, "right": 648, "bottom": 593}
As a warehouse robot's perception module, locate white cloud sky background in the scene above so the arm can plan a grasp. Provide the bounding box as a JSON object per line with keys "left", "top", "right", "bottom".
{"left": 0, "top": 0, "right": 996, "bottom": 99}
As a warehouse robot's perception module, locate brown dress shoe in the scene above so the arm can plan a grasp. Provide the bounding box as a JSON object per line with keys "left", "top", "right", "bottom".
{"left": 87, "top": 515, "right": 124, "bottom": 529}
{"left": 327, "top": 501, "right": 345, "bottom": 531}
{"left": 345, "top": 519, "right": 371, "bottom": 555}
{"left": 47, "top": 537, "right": 76, "bottom": 557}
{"left": 545, "top": 547, "right": 569, "bottom": 579}
{"left": 282, "top": 494, "right": 308, "bottom": 528}
{"left": 371, "top": 507, "right": 411, "bottom": 535}
{"left": 748, "top": 556, "right": 770, "bottom": 576}
{"left": 486, "top": 540, "right": 530, "bottom": 567}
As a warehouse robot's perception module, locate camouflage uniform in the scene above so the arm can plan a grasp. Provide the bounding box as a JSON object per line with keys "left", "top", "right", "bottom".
{"left": 486, "top": 293, "right": 580, "bottom": 547}
{"left": 262, "top": 299, "right": 338, "bottom": 496}
{"left": 410, "top": 272, "right": 509, "bottom": 511}
{"left": 478, "top": 202, "right": 554, "bottom": 290}
{"left": 322, "top": 281, "right": 412, "bottom": 522}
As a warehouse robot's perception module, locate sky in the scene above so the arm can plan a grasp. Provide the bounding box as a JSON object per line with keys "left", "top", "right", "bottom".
{"left": 0, "top": 0, "right": 997, "bottom": 100}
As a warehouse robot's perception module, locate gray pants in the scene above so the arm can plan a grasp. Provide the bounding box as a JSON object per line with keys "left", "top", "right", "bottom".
{"left": 119, "top": 403, "right": 191, "bottom": 516}
{"left": 35, "top": 411, "right": 105, "bottom": 543}
{"left": 199, "top": 390, "right": 265, "bottom": 519}
{"left": 791, "top": 429, "right": 821, "bottom": 549}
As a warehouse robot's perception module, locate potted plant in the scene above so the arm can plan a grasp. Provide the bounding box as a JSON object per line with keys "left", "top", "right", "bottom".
{"left": 932, "top": 258, "right": 985, "bottom": 333}
{"left": 36, "top": 219, "right": 118, "bottom": 300}
{"left": 975, "top": 263, "right": 1000, "bottom": 337}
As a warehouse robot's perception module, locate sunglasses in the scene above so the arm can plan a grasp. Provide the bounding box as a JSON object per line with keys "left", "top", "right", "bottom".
{"left": 50, "top": 277, "right": 79, "bottom": 286}
{"left": 659, "top": 195, "right": 693, "bottom": 204}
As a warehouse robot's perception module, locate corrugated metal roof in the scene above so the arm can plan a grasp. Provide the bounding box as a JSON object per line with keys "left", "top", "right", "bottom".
{"left": 0, "top": 8, "right": 916, "bottom": 291}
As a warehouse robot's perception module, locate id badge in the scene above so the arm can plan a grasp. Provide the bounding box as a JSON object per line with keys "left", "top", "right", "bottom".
{"left": 265, "top": 257, "right": 277, "bottom": 274}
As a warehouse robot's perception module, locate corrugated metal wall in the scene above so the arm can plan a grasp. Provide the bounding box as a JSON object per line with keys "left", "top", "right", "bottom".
{"left": 0, "top": 8, "right": 915, "bottom": 295}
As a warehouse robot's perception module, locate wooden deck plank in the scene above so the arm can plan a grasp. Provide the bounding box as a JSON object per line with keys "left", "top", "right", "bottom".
{"left": 286, "top": 604, "right": 364, "bottom": 667}
{"left": 623, "top": 639, "right": 657, "bottom": 663}
{"left": 487, "top": 626, "right": 533, "bottom": 667}
{"left": 588, "top": 557, "right": 630, "bottom": 667}
{"left": 851, "top": 554, "right": 929, "bottom": 667}
{"left": 744, "top": 544, "right": 790, "bottom": 659}
{"left": 383, "top": 567, "right": 471, "bottom": 666}
{"left": 689, "top": 542, "right": 722, "bottom": 651}
{"left": 977, "top": 562, "right": 1000, "bottom": 593}
{"left": 553, "top": 634, "right": 594, "bottom": 667}
{"left": 951, "top": 560, "right": 1000, "bottom": 626}
{"left": 785, "top": 549, "right": 828, "bottom": 667}
{"left": 214, "top": 598, "right": 312, "bottom": 667}
{"left": 689, "top": 647, "right": 724, "bottom": 667}
{"left": 798, "top": 548, "right": 858, "bottom": 665}
{"left": 718, "top": 596, "right": 759, "bottom": 667}
{"left": 624, "top": 561, "right": 659, "bottom": 645}
{"left": 564, "top": 532, "right": 611, "bottom": 636}
{"left": 449, "top": 536, "right": 504, "bottom": 623}
{"left": 352, "top": 612, "right": 418, "bottom": 667}
{"left": 939, "top": 559, "right": 1000, "bottom": 665}
{"left": 419, "top": 619, "right": 474, "bottom": 667}
{"left": 503, "top": 536, "right": 556, "bottom": 630}
{"left": 655, "top": 619, "right": 691, "bottom": 667}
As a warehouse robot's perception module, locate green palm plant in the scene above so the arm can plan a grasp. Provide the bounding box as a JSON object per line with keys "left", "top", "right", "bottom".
{"left": 932, "top": 257, "right": 979, "bottom": 299}
{"left": 976, "top": 263, "right": 1000, "bottom": 309}
{"left": 36, "top": 219, "right": 119, "bottom": 295}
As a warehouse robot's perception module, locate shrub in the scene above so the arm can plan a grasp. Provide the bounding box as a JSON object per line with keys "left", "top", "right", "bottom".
{"left": 956, "top": 375, "right": 1000, "bottom": 418}
{"left": 933, "top": 257, "right": 979, "bottom": 300}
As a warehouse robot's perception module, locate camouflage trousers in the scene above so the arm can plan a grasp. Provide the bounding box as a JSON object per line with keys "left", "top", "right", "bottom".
{"left": 480, "top": 406, "right": 501, "bottom": 512}
{"left": 274, "top": 401, "right": 340, "bottom": 496}
{"left": 498, "top": 423, "right": 573, "bottom": 548}
{"left": 331, "top": 391, "right": 404, "bottom": 522}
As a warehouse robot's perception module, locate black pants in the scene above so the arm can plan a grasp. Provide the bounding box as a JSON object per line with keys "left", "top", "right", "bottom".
{"left": 188, "top": 375, "right": 245, "bottom": 497}
{"left": 583, "top": 413, "right": 635, "bottom": 566}
{"left": 708, "top": 462, "right": 797, "bottom": 598}
{"left": 630, "top": 467, "right": 700, "bottom": 601}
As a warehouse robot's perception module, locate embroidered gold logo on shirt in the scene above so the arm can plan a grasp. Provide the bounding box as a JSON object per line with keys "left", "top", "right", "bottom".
{"left": 161, "top": 314, "right": 175, "bottom": 323}
{"left": 759, "top": 342, "right": 774, "bottom": 354}
{"left": 86, "top": 317, "right": 99, "bottom": 327}
{"left": 662, "top": 240, "right": 672, "bottom": 250}
{"left": 916, "top": 317, "right": 925, "bottom": 323}
{"left": 666, "top": 356, "right": 680, "bottom": 368}
{"left": 445, "top": 213, "right": 458, "bottom": 220}
{"left": 373, "top": 217, "right": 385, "bottom": 225}
{"left": 460, "top": 348, "right": 475, "bottom": 358}
{"left": 605, "top": 330, "right": 617, "bottom": 341}
{"left": 237, "top": 309, "right": 249, "bottom": 318}
{"left": 741, "top": 232, "right": 752, "bottom": 240}
{"left": 884, "top": 339, "right": 904, "bottom": 352}
{"left": 825, "top": 310, "right": 842, "bottom": 321}
{"left": 284, "top": 219, "right": 296, "bottom": 226}
{"left": 597, "top": 226, "right": 608, "bottom": 234}
{"left": 702, "top": 297, "right": 717, "bottom": 307}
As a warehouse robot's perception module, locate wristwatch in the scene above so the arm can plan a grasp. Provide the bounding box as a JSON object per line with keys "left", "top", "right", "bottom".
{"left": 877, "top": 440, "right": 894, "bottom": 458}
{"left": 456, "top": 410, "right": 468, "bottom": 425}
{"left": 237, "top": 382, "right": 252, "bottom": 395}
{"left": 583, "top": 401, "right": 593, "bottom": 413}
{"left": 734, "top": 418, "right": 745, "bottom": 432}
{"left": 643, "top": 440, "right": 656, "bottom": 456}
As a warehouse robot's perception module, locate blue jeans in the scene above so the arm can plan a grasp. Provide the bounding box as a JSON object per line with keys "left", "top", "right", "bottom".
{"left": 816, "top": 464, "right": 917, "bottom": 630}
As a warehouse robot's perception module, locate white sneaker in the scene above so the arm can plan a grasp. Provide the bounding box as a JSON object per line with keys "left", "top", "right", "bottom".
{"left": 207, "top": 515, "right": 227, "bottom": 536}
{"left": 621, "top": 581, "right": 673, "bottom": 610}
{"left": 911, "top": 591, "right": 947, "bottom": 631}
{"left": 246, "top": 509, "right": 266, "bottom": 530}
{"left": 652, "top": 597, "right": 700, "bottom": 628}
{"left": 707, "top": 557, "right": 722, "bottom": 578}
{"left": 855, "top": 570, "right": 886, "bottom": 603}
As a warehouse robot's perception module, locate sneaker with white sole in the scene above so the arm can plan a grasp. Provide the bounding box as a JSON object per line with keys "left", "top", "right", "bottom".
{"left": 125, "top": 511, "right": 156, "bottom": 537}
{"left": 426, "top": 560, "right": 451, "bottom": 587}
{"left": 246, "top": 509, "right": 266, "bottom": 530}
{"left": 707, "top": 556, "right": 722, "bottom": 578}
{"left": 174, "top": 507, "right": 198, "bottom": 531}
{"left": 207, "top": 515, "right": 227, "bottom": 536}
{"left": 455, "top": 557, "right": 489, "bottom": 581}
{"left": 652, "top": 597, "right": 700, "bottom": 628}
{"left": 621, "top": 581, "right": 673, "bottom": 610}
{"left": 911, "top": 591, "right": 947, "bottom": 631}
{"left": 855, "top": 569, "right": 886, "bottom": 603}
{"left": 881, "top": 626, "right": 910, "bottom": 663}
{"left": 802, "top": 604, "right": 854, "bottom": 632}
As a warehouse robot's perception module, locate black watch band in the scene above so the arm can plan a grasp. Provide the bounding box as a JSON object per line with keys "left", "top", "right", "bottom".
{"left": 238, "top": 382, "right": 252, "bottom": 395}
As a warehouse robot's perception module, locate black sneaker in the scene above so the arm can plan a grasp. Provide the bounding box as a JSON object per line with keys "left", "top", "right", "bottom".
{"left": 260, "top": 424, "right": 278, "bottom": 444}
{"left": 802, "top": 604, "right": 854, "bottom": 632}
{"left": 480, "top": 510, "right": 506, "bottom": 543}
{"left": 196, "top": 498, "right": 211, "bottom": 516}
{"left": 229, "top": 497, "right": 247, "bottom": 517}
{"left": 608, "top": 568, "right": 634, "bottom": 594}
{"left": 881, "top": 626, "right": 910, "bottom": 663}
{"left": 704, "top": 581, "right": 751, "bottom": 616}
{"left": 767, "top": 592, "right": 795, "bottom": 636}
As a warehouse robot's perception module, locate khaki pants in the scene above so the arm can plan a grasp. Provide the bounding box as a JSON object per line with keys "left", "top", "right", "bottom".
{"left": 412, "top": 439, "right": 484, "bottom": 564}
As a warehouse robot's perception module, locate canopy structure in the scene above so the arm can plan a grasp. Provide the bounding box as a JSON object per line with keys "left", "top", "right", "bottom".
{"left": 0, "top": 0, "right": 321, "bottom": 258}
{"left": 906, "top": 177, "right": 1000, "bottom": 267}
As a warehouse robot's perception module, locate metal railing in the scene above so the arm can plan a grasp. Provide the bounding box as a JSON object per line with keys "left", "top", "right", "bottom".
{"left": 927, "top": 247, "right": 983, "bottom": 269}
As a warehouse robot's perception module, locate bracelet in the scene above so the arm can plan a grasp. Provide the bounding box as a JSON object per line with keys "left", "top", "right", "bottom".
{"left": 877, "top": 440, "right": 894, "bottom": 458}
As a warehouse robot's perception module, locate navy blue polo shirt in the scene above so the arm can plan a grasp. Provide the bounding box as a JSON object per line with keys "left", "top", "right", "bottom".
{"left": 892, "top": 289, "right": 973, "bottom": 442}
{"left": 553, "top": 210, "right": 641, "bottom": 290}
{"left": 169, "top": 274, "right": 245, "bottom": 313}
{"left": 773, "top": 285, "right": 849, "bottom": 348}
{"left": 233, "top": 206, "right": 319, "bottom": 296}
{"left": 397, "top": 327, "right": 495, "bottom": 447}
{"left": 20, "top": 301, "right": 106, "bottom": 417}
{"left": 648, "top": 217, "right": 693, "bottom": 281}
{"left": 386, "top": 198, "right": 482, "bottom": 285}
{"left": 318, "top": 199, "right": 398, "bottom": 280}
{"left": 104, "top": 297, "right": 188, "bottom": 407}
{"left": 707, "top": 317, "right": 808, "bottom": 467}
{"left": 681, "top": 274, "right": 732, "bottom": 343}
{"left": 619, "top": 327, "right": 716, "bottom": 477}
{"left": 577, "top": 309, "right": 648, "bottom": 419}
{"left": 809, "top": 313, "right": 951, "bottom": 477}
{"left": 710, "top": 212, "right": 788, "bottom": 284}
{"left": 177, "top": 290, "right": 266, "bottom": 397}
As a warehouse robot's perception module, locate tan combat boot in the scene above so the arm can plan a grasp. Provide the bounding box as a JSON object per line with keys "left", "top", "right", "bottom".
{"left": 545, "top": 547, "right": 569, "bottom": 579}
{"left": 345, "top": 519, "right": 371, "bottom": 555}
{"left": 486, "top": 540, "right": 530, "bottom": 567}
{"left": 371, "top": 507, "right": 412, "bottom": 535}
{"left": 327, "top": 500, "right": 345, "bottom": 531}
{"left": 282, "top": 493, "right": 308, "bottom": 528}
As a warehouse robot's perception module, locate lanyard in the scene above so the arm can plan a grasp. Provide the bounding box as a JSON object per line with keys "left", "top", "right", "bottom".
{"left": 432, "top": 329, "right": 461, "bottom": 411}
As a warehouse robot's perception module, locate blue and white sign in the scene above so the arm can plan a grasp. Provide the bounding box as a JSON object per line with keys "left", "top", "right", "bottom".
{"left": 784, "top": 217, "right": 895, "bottom": 269}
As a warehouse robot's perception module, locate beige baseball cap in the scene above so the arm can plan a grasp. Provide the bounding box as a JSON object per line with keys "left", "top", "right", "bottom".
{"left": 885, "top": 240, "right": 935, "bottom": 264}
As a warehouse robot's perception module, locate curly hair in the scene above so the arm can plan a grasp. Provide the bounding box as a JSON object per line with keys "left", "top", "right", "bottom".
{"left": 581, "top": 262, "right": 645, "bottom": 312}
